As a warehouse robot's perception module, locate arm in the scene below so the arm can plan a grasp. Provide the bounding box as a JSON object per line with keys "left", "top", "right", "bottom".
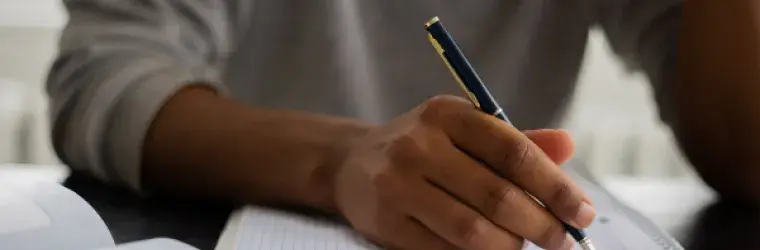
{"left": 48, "top": 0, "right": 371, "bottom": 211}
{"left": 50, "top": 3, "right": 595, "bottom": 248}
{"left": 143, "top": 86, "right": 372, "bottom": 211}
{"left": 598, "top": 0, "right": 760, "bottom": 202}
{"left": 675, "top": 1, "right": 760, "bottom": 202}
{"left": 48, "top": 0, "right": 233, "bottom": 189}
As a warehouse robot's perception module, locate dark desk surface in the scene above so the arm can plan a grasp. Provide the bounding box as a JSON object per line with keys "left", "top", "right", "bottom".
{"left": 64, "top": 172, "right": 760, "bottom": 250}
{"left": 64, "top": 174, "right": 232, "bottom": 250}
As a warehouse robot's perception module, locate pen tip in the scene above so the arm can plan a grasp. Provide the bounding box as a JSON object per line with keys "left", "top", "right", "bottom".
{"left": 579, "top": 240, "right": 597, "bottom": 250}
{"left": 425, "top": 16, "right": 440, "bottom": 27}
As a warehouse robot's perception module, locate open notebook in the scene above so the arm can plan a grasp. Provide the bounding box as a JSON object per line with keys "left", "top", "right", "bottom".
{"left": 216, "top": 164, "right": 684, "bottom": 250}
{"left": 0, "top": 182, "right": 198, "bottom": 250}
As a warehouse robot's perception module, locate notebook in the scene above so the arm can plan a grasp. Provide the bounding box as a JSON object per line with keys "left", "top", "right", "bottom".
{"left": 0, "top": 181, "right": 198, "bottom": 250}
{"left": 215, "top": 163, "right": 684, "bottom": 250}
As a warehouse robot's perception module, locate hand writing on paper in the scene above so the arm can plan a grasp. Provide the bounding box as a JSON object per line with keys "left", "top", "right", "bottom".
{"left": 330, "top": 95, "right": 595, "bottom": 250}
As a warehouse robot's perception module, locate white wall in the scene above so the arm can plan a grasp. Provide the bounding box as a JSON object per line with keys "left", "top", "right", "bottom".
{"left": 0, "top": 0, "right": 64, "bottom": 164}
{"left": 564, "top": 30, "right": 693, "bottom": 178}
{"left": 0, "top": 0, "right": 65, "bottom": 29}
{"left": 0, "top": 27, "right": 61, "bottom": 165}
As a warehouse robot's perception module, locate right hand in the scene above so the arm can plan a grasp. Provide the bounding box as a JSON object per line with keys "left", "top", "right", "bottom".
{"left": 330, "top": 95, "right": 595, "bottom": 250}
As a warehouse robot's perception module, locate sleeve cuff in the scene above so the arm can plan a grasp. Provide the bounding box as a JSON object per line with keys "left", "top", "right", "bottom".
{"left": 105, "top": 66, "right": 228, "bottom": 192}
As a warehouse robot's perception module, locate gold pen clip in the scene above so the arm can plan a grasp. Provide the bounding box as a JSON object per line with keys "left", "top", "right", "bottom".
{"left": 425, "top": 17, "right": 481, "bottom": 108}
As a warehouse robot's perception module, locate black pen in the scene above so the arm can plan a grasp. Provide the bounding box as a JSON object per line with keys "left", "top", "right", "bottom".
{"left": 424, "top": 16, "right": 597, "bottom": 250}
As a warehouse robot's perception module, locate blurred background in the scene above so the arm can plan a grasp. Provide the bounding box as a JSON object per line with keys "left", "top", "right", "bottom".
{"left": 0, "top": 0, "right": 714, "bottom": 233}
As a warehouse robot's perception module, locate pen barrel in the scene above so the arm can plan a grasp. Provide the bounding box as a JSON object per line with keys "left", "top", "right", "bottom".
{"left": 565, "top": 223, "right": 587, "bottom": 242}
{"left": 426, "top": 17, "right": 590, "bottom": 246}
{"left": 425, "top": 20, "right": 506, "bottom": 121}
{"left": 494, "top": 111, "right": 511, "bottom": 124}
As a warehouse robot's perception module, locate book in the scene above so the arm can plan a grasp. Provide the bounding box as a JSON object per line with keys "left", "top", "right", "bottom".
{"left": 215, "top": 163, "right": 685, "bottom": 250}
{"left": 0, "top": 163, "right": 684, "bottom": 250}
{"left": 0, "top": 181, "right": 198, "bottom": 250}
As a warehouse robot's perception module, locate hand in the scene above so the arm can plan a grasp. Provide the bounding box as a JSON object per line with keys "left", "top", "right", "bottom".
{"left": 331, "top": 96, "right": 595, "bottom": 250}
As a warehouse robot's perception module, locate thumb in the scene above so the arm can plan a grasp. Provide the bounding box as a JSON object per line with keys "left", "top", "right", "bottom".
{"left": 523, "top": 129, "right": 575, "bottom": 165}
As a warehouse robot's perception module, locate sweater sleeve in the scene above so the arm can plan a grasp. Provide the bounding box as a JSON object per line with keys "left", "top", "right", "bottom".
{"left": 46, "top": 0, "right": 242, "bottom": 190}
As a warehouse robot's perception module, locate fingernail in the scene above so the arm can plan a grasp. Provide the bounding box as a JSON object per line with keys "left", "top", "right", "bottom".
{"left": 573, "top": 202, "right": 596, "bottom": 228}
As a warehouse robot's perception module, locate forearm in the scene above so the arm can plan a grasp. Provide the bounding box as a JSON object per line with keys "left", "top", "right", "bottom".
{"left": 142, "top": 86, "right": 374, "bottom": 212}
{"left": 676, "top": 1, "right": 760, "bottom": 201}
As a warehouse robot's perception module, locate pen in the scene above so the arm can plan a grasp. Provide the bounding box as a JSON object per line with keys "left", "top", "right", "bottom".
{"left": 424, "top": 16, "right": 597, "bottom": 250}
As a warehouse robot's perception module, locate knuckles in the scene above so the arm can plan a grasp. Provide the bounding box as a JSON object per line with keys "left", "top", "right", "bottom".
{"left": 536, "top": 220, "right": 564, "bottom": 248}
{"left": 382, "top": 127, "right": 440, "bottom": 172}
{"left": 425, "top": 95, "right": 468, "bottom": 110}
{"left": 356, "top": 169, "right": 409, "bottom": 242}
{"left": 483, "top": 185, "right": 521, "bottom": 222}
{"left": 452, "top": 216, "right": 488, "bottom": 247}
{"left": 548, "top": 178, "right": 578, "bottom": 214}
{"left": 495, "top": 137, "right": 533, "bottom": 175}
{"left": 385, "top": 133, "right": 424, "bottom": 161}
{"left": 370, "top": 169, "right": 403, "bottom": 198}
{"left": 418, "top": 95, "right": 471, "bottom": 125}
{"left": 368, "top": 167, "right": 408, "bottom": 211}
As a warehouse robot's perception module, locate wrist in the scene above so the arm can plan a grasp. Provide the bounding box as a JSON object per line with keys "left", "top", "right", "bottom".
{"left": 310, "top": 121, "right": 374, "bottom": 214}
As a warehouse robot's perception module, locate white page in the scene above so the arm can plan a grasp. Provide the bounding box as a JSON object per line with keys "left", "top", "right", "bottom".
{"left": 97, "top": 238, "right": 200, "bottom": 250}
{"left": 0, "top": 182, "right": 115, "bottom": 250}
{"left": 0, "top": 187, "right": 51, "bottom": 234}
{"left": 224, "top": 207, "right": 379, "bottom": 250}
{"left": 221, "top": 168, "right": 681, "bottom": 250}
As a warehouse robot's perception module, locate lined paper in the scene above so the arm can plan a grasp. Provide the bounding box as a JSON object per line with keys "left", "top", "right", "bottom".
{"left": 232, "top": 204, "right": 668, "bottom": 250}
{"left": 229, "top": 167, "right": 679, "bottom": 250}
{"left": 233, "top": 208, "right": 380, "bottom": 250}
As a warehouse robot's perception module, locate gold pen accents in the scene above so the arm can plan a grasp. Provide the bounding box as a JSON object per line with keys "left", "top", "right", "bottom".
{"left": 426, "top": 20, "right": 481, "bottom": 108}
{"left": 425, "top": 16, "right": 593, "bottom": 248}
{"left": 427, "top": 34, "right": 445, "bottom": 54}
{"left": 425, "top": 16, "right": 440, "bottom": 28}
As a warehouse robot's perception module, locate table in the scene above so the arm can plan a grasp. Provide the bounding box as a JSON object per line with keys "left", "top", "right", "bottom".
{"left": 63, "top": 173, "right": 233, "bottom": 250}
{"left": 57, "top": 169, "right": 760, "bottom": 250}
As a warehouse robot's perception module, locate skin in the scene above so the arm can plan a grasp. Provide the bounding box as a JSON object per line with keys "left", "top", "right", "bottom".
{"left": 676, "top": 1, "right": 760, "bottom": 202}
{"left": 144, "top": 87, "right": 591, "bottom": 250}
{"left": 139, "top": 2, "right": 760, "bottom": 250}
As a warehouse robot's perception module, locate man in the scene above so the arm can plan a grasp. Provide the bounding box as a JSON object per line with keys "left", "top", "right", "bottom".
{"left": 47, "top": 1, "right": 760, "bottom": 250}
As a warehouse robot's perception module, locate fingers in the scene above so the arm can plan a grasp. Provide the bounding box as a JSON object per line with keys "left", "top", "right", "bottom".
{"left": 406, "top": 178, "right": 524, "bottom": 250}
{"left": 425, "top": 143, "right": 573, "bottom": 250}
{"left": 384, "top": 218, "right": 461, "bottom": 250}
{"left": 523, "top": 129, "right": 575, "bottom": 165}
{"left": 435, "top": 104, "right": 594, "bottom": 229}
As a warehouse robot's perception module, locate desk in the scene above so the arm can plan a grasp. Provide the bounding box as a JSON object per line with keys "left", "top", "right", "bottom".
{"left": 57, "top": 168, "right": 760, "bottom": 250}
{"left": 64, "top": 173, "right": 233, "bottom": 250}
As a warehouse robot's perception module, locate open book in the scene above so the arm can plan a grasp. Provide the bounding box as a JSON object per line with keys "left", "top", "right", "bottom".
{"left": 216, "top": 164, "right": 685, "bottom": 250}
{"left": 1, "top": 165, "right": 684, "bottom": 250}
{"left": 0, "top": 182, "right": 198, "bottom": 250}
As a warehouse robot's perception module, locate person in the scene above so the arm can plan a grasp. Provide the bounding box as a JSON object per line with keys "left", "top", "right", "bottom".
{"left": 46, "top": 1, "right": 760, "bottom": 250}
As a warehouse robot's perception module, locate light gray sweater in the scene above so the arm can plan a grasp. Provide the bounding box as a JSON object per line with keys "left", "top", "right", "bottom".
{"left": 47, "top": 0, "right": 681, "bottom": 190}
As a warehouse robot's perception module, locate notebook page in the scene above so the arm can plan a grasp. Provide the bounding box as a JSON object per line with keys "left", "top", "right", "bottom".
{"left": 231, "top": 208, "right": 379, "bottom": 250}
{"left": 229, "top": 204, "right": 668, "bottom": 250}
{"left": 227, "top": 167, "right": 680, "bottom": 250}
{"left": 523, "top": 188, "right": 664, "bottom": 249}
